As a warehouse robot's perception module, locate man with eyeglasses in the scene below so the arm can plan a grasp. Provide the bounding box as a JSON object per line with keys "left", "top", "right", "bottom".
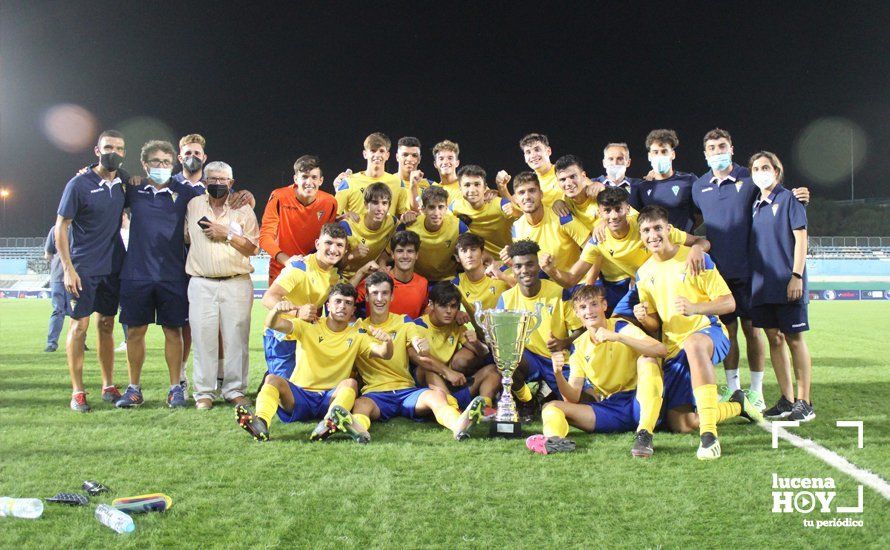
{"left": 115, "top": 140, "right": 204, "bottom": 409}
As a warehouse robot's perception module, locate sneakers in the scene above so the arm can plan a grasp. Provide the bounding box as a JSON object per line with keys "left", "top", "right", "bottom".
{"left": 236, "top": 405, "right": 269, "bottom": 441}
{"left": 729, "top": 389, "right": 764, "bottom": 424}
{"left": 318, "top": 405, "right": 370, "bottom": 444}
{"left": 167, "top": 386, "right": 187, "bottom": 408}
{"left": 696, "top": 432, "right": 721, "bottom": 460}
{"left": 787, "top": 399, "right": 816, "bottom": 423}
{"left": 44, "top": 343, "right": 58, "bottom": 352}
{"left": 744, "top": 389, "right": 766, "bottom": 412}
{"left": 717, "top": 385, "right": 734, "bottom": 403}
{"left": 526, "top": 434, "right": 576, "bottom": 455}
{"left": 102, "top": 385, "right": 122, "bottom": 403}
{"left": 764, "top": 395, "right": 795, "bottom": 420}
{"left": 114, "top": 341, "right": 127, "bottom": 353}
{"left": 70, "top": 391, "right": 91, "bottom": 413}
{"left": 309, "top": 411, "right": 340, "bottom": 442}
{"left": 517, "top": 398, "right": 539, "bottom": 423}
{"left": 454, "top": 396, "right": 486, "bottom": 441}
{"left": 115, "top": 386, "right": 144, "bottom": 408}
{"left": 631, "top": 430, "right": 654, "bottom": 458}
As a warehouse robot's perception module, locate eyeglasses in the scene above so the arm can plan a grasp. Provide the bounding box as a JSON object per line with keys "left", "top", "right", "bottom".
{"left": 146, "top": 159, "right": 173, "bottom": 168}
{"left": 206, "top": 177, "right": 231, "bottom": 184}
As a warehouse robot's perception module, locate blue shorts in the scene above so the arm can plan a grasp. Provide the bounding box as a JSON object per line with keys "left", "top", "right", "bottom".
{"left": 65, "top": 273, "right": 120, "bottom": 319}
{"left": 750, "top": 302, "right": 809, "bottom": 334}
{"left": 276, "top": 382, "right": 336, "bottom": 423}
{"left": 364, "top": 387, "right": 428, "bottom": 421}
{"left": 451, "top": 375, "right": 478, "bottom": 410}
{"left": 263, "top": 328, "right": 298, "bottom": 379}
{"left": 119, "top": 279, "right": 188, "bottom": 327}
{"left": 523, "top": 350, "right": 574, "bottom": 398}
{"left": 611, "top": 284, "right": 639, "bottom": 319}
{"left": 588, "top": 390, "right": 641, "bottom": 433}
{"left": 720, "top": 277, "right": 753, "bottom": 326}
{"left": 662, "top": 324, "right": 731, "bottom": 411}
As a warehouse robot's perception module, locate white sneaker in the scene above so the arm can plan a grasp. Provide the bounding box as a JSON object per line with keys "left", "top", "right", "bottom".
{"left": 114, "top": 341, "right": 127, "bottom": 353}
{"left": 696, "top": 432, "right": 721, "bottom": 460}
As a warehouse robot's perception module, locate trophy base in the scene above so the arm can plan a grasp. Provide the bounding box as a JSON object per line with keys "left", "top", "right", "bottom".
{"left": 490, "top": 420, "right": 523, "bottom": 438}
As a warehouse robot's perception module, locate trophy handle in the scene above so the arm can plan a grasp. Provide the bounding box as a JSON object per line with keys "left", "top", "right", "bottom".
{"left": 473, "top": 301, "right": 491, "bottom": 342}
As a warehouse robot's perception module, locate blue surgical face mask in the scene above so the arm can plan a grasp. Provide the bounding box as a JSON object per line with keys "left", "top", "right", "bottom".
{"left": 148, "top": 167, "right": 172, "bottom": 184}
{"left": 707, "top": 153, "right": 732, "bottom": 172}
{"left": 650, "top": 155, "right": 672, "bottom": 175}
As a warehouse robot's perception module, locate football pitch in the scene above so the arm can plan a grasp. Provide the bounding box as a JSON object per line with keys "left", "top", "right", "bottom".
{"left": 1, "top": 299, "right": 888, "bottom": 548}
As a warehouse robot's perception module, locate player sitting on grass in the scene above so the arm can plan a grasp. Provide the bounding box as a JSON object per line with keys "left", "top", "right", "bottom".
{"left": 236, "top": 283, "right": 393, "bottom": 443}
{"left": 448, "top": 164, "right": 514, "bottom": 259}
{"left": 526, "top": 285, "right": 668, "bottom": 457}
{"left": 632, "top": 206, "right": 762, "bottom": 460}
{"left": 410, "top": 282, "right": 501, "bottom": 412}
{"left": 497, "top": 240, "right": 584, "bottom": 412}
{"left": 350, "top": 272, "right": 487, "bottom": 440}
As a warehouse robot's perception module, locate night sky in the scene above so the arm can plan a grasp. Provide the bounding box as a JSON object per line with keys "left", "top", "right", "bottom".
{"left": 1, "top": 1, "right": 888, "bottom": 237}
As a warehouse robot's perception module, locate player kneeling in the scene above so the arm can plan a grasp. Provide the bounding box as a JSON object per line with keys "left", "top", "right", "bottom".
{"left": 350, "top": 272, "right": 487, "bottom": 440}
{"left": 236, "top": 283, "right": 393, "bottom": 443}
{"left": 526, "top": 285, "right": 668, "bottom": 457}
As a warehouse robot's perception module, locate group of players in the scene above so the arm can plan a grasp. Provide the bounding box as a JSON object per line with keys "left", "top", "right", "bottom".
{"left": 53, "top": 127, "right": 814, "bottom": 460}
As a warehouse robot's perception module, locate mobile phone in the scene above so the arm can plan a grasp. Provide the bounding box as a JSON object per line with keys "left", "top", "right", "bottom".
{"left": 197, "top": 216, "right": 211, "bottom": 228}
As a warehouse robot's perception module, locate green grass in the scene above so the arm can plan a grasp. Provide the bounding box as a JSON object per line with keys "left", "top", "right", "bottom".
{"left": 1, "top": 299, "right": 888, "bottom": 548}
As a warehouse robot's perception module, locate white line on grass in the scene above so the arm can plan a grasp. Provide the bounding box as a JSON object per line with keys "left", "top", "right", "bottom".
{"left": 763, "top": 421, "right": 890, "bottom": 500}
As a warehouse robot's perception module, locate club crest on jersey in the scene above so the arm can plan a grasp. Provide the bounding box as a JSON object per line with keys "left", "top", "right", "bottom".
{"left": 448, "top": 335, "right": 455, "bottom": 345}
{"left": 489, "top": 286, "right": 496, "bottom": 294}
{"left": 585, "top": 355, "right": 591, "bottom": 363}
{"left": 547, "top": 305, "right": 555, "bottom": 314}
{"left": 672, "top": 185, "right": 680, "bottom": 196}
{"left": 317, "top": 211, "right": 324, "bottom": 220}
{"left": 649, "top": 276, "right": 656, "bottom": 286}
{"left": 171, "top": 192, "right": 179, "bottom": 203}
{"left": 609, "top": 249, "right": 615, "bottom": 256}
{"left": 736, "top": 182, "right": 743, "bottom": 192}
{"left": 465, "top": 291, "right": 471, "bottom": 297}
{"left": 445, "top": 240, "right": 452, "bottom": 248}
{"left": 647, "top": 190, "right": 652, "bottom": 196}
{"left": 318, "top": 336, "right": 324, "bottom": 342}
{"left": 346, "top": 338, "right": 354, "bottom": 347}
{"left": 679, "top": 271, "right": 687, "bottom": 282}
{"left": 772, "top": 204, "right": 779, "bottom": 216}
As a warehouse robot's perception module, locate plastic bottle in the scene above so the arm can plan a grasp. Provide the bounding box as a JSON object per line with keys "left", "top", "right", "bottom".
{"left": 0, "top": 497, "right": 44, "bottom": 519}
{"left": 95, "top": 504, "right": 135, "bottom": 533}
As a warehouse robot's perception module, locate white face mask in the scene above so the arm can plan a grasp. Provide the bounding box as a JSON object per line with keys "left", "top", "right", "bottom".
{"left": 605, "top": 164, "right": 626, "bottom": 182}
{"left": 752, "top": 171, "right": 775, "bottom": 190}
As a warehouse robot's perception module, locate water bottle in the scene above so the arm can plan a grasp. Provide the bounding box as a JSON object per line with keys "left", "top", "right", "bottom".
{"left": 0, "top": 497, "right": 44, "bottom": 519}
{"left": 95, "top": 504, "right": 135, "bottom": 533}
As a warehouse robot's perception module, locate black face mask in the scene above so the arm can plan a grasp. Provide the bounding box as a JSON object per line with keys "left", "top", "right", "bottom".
{"left": 207, "top": 183, "right": 229, "bottom": 199}
{"left": 99, "top": 152, "right": 123, "bottom": 172}
{"left": 183, "top": 156, "right": 203, "bottom": 173}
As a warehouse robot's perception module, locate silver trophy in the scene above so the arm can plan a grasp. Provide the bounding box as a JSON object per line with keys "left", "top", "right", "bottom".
{"left": 474, "top": 301, "right": 543, "bottom": 437}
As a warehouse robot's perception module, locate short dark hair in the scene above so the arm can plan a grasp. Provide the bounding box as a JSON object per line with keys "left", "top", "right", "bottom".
{"left": 98, "top": 129, "right": 124, "bottom": 144}
{"left": 328, "top": 282, "right": 358, "bottom": 301}
{"left": 365, "top": 271, "right": 394, "bottom": 292}
{"left": 422, "top": 185, "right": 449, "bottom": 206}
{"left": 391, "top": 230, "right": 421, "bottom": 251}
{"left": 140, "top": 140, "right": 176, "bottom": 163}
{"left": 363, "top": 182, "right": 392, "bottom": 204}
{"left": 397, "top": 136, "right": 421, "bottom": 148}
{"left": 293, "top": 155, "right": 321, "bottom": 174}
{"left": 429, "top": 281, "right": 461, "bottom": 307}
{"left": 319, "top": 222, "right": 348, "bottom": 242}
{"left": 646, "top": 129, "right": 679, "bottom": 150}
{"left": 571, "top": 284, "right": 607, "bottom": 304}
{"left": 512, "top": 171, "right": 540, "bottom": 190}
{"left": 519, "top": 133, "right": 549, "bottom": 149}
{"left": 637, "top": 205, "right": 670, "bottom": 226}
{"left": 507, "top": 239, "right": 540, "bottom": 259}
{"left": 458, "top": 164, "right": 486, "bottom": 181}
{"left": 455, "top": 232, "right": 485, "bottom": 251}
{"left": 554, "top": 154, "right": 583, "bottom": 173}
{"left": 703, "top": 128, "right": 732, "bottom": 148}
{"left": 597, "top": 186, "right": 631, "bottom": 209}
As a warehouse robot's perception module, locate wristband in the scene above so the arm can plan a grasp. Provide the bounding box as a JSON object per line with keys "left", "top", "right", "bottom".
{"left": 792, "top": 272, "right": 802, "bottom": 279}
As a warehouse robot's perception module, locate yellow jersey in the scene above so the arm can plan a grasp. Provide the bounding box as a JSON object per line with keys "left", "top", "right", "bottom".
{"left": 335, "top": 171, "right": 409, "bottom": 216}
{"left": 496, "top": 279, "right": 581, "bottom": 357}
{"left": 511, "top": 209, "right": 590, "bottom": 272}
{"left": 402, "top": 213, "right": 468, "bottom": 281}
{"left": 569, "top": 318, "right": 647, "bottom": 397}
{"left": 413, "top": 314, "right": 467, "bottom": 365}
{"left": 580, "top": 212, "right": 687, "bottom": 283}
{"left": 405, "top": 177, "right": 434, "bottom": 209}
{"left": 338, "top": 215, "right": 398, "bottom": 279}
{"left": 433, "top": 179, "right": 463, "bottom": 205}
{"left": 287, "top": 318, "right": 373, "bottom": 391}
{"left": 451, "top": 272, "right": 510, "bottom": 318}
{"left": 449, "top": 196, "right": 514, "bottom": 257}
{"left": 635, "top": 247, "right": 731, "bottom": 358}
{"left": 564, "top": 195, "right": 600, "bottom": 229}
{"left": 273, "top": 254, "right": 340, "bottom": 309}
{"left": 536, "top": 165, "right": 562, "bottom": 207}
{"left": 354, "top": 313, "right": 422, "bottom": 392}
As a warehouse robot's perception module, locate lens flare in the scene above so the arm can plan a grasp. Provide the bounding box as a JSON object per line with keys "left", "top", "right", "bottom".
{"left": 41, "top": 104, "right": 98, "bottom": 153}
{"left": 794, "top": 117, "right": 867, "bottom": 186}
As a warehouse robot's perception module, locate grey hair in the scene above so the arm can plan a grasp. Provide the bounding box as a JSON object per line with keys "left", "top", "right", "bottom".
{"left": 603, "top": 142, "right": 630, "bottom": 157}
{"left": 204, "top": 161, "right": 233, "bottom": 179}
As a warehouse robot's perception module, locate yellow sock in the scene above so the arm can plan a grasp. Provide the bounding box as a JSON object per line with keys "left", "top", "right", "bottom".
{"left": 445, "top": 394, "right": 458, "bottom": 408}
{"left": 256, "top": 384, "right": 280, "bottom": 425}
{"left": 432, "top": 403, "right": 461, "bottom": 431}
{"left": 542, "top": 406, "right": 569, "bottom": 437}
{"left": 717, "top": 402, "right": 741, "bottom": 423}
{"left": 330, "top": 387, "right": 356, "bottom": 412}
{"left": 353, "top": 413, "right": 371, "bottom": 431}
{"left": 635, "top": 360, "right": 663, "bottom": 433}
{"left": 483, "top": 396, "right": 493, "bottom": 408}
{"left": 693, "top": 384, "right": 719, "bottom": 436}
{"left": 513, "top": 383, "right": 532, "bottom": 403}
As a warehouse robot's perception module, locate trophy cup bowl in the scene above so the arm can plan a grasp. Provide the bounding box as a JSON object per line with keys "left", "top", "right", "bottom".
{"left": 474, "top": 301, "right": 543, "bottom": 437}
